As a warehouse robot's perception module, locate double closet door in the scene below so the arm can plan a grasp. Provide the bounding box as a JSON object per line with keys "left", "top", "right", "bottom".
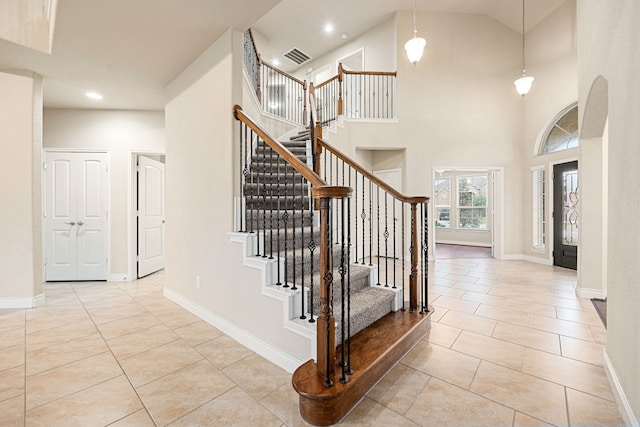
{"left": 45, "top": 152, "right": 108, "bottom": 281}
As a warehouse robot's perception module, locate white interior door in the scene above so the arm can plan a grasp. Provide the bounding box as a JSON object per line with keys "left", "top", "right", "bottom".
{"left": 45, "top": 152, "right": 108, "bottom": 281}
{"left": 137, "top": 156, "right": 165, "bottom": 278}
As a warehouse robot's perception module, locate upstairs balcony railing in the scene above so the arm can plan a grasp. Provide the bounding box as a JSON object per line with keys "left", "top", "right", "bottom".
{"left": 243, "top": 29, "right": 396, "bottom": 128}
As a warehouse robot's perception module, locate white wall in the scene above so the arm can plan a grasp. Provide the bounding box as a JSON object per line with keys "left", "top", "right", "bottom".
{"left": 0, "top": 71, "right": 42, "bottom": 305}
{"left": 43, "top": 109, "right": 165, "bottom": 279}
{"left": 578, "top": 0, "right": 640, "bottom": 423}
{"left": 292, "top": 16, "right": 397, "bottom": 82}
{"left": 164, "top": 29, "right": 311, "bottom": 365}
{"left": 523, "top": 0, "right": 578, "bottom": 264}
{"left": 324, "top": 11, "right": 524, "bottom": 258}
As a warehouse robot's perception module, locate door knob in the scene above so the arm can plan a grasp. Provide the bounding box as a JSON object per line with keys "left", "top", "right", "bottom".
{"left": 77, "top": 221, "right": 84, "bottom": 226}
{"left": 65, "top": 221, "right": 76, "bottom": 226}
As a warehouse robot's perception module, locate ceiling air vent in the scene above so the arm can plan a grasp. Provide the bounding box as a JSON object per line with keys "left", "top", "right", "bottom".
{"left": 283, "top": 48, "right": 311, "bottom": 65}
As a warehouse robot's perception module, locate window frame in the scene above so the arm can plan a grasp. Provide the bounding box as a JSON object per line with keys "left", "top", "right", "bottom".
{"left": 531, "top": 166, "right": 546, "bottom": 253}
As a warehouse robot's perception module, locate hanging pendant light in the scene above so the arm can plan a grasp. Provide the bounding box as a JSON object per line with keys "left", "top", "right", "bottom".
{"left": 405, "top": 0, "right": 426, "bottom": 65}
{"left": 514, "top": 0, "right": 534, "bottom": 95}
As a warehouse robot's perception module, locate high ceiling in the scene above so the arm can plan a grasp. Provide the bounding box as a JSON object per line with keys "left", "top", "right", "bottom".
{"left": 0, "top": 0, "right": 565, "bottom": 111}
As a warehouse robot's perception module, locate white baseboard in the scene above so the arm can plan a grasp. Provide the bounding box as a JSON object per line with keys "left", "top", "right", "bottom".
{"left": 163, "top": 287, "right": 304, "bottom": 374}
{"left": 109, "top": 273, "right": 129, "bottom": 282}
{"left": 436, "top": 240, "right": 491, "bottom": 248}
{"left": 604, "top": 349, "right": 639, "bottom": 426}
{"left": 576, "top": 287, "right": 606, "bottom": 300}
{"left": 0, "top": 293, "right": 45, "bottom": 308}
{"left": 522, "top": 254, "right": 552, "bottom": 265}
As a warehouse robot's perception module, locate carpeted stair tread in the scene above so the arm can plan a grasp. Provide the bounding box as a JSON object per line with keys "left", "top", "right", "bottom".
{"left": 331, "top": 286, "right": 395, "bottom": 342}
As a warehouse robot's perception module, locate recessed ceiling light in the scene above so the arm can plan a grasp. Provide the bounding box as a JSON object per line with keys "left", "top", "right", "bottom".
{"left": 341, "top": 33, "right": 348, "bottom": 40}
{"left": 85, "top": 91, "right": 103, "bottom": 100}
{"left": 324, "top": 23, "right": 334, "bottom": 33}
{"left": 272, "top": 58, "right": 280, "bottom": 66}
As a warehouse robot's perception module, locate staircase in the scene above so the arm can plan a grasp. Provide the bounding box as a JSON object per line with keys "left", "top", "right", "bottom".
{"left": 234, "top": 105, "right": 431, "bottom": 426}
{"left": 244, "top": 134, "right": 397, "bottom": 342}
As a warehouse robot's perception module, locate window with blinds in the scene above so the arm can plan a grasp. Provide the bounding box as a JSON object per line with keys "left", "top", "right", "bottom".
{"left": 532, "top": 167, "right": 545, "bottom": 252}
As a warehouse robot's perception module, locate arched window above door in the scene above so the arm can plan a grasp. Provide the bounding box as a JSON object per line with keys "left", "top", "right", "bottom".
{"left": 539, "top": 103, "right": 579, "bottom": 155}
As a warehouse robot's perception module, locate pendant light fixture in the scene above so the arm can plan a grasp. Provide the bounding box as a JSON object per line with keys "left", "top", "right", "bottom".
{"left": 404, "top": 0, "right": 426, "bottom": 65}
{"left": 514, "top": 0, "right": 534, "bottom": 96}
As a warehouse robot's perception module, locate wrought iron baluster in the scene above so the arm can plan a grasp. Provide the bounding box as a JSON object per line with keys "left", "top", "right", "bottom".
{"left": 354, "top": 171, "right": 358, "bottom": 264}
{"left": 299, "top": 173, "right": 306, "bottom": 319}
{"left": 393, "top": 198, "right": 397, "bottom": 289}
{"left": 423, "top": 202, "right": 429, "bottom": 312}
{"left": 369, "top": 180, "right": 373, "bottom": 266}
{"left": 376, "top": 186, "right": 381, "bottom": 285}
{"left": 239, "top": 120, "right": 244, "bottom": 232}
{"left": 384, "top": 191, "right": 389, "bottom": 287}
{"left": 346, "top": 194, "right": 353, "bottom": 376}
{"left": 275, "top": 156, "right": 282, "bottom": 286}
{"left": 308, "top": 185, "right": 316, "bottom": 324}
{"left": 285, "top": 162, "right": 292, "bottom": 290}
{"left": 248, "top": 128, "right": 255, "bottom": 235}
{"left": 339, "top": 196, "right": 347, "bottom": 384}
{"left": 269, "top": 145, "right": 274, "bottom": 260}
{"left": 261, "top": 139, "right": 267, "bottom": 258}
{"left": 419, "top": 202, "right": 424, "bottom": 314}
{"left": 402, "top": 202, "right": 405, "bottom": 311}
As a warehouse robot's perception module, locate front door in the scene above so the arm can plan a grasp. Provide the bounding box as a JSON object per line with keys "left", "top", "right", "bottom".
{"left": 553, "top": 161, "right": 578, "bottom": 269}
{"left": 45, "top": 152, "right": 108, "bottom": 281}
{"left": 137, "top": 156, "right": 165, "bottom": 278}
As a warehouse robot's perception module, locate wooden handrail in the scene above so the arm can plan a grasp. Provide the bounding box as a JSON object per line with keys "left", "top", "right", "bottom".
{"left": 316, "top": 138, "right": 429, "bottom": 204}
{"left": 234, "top": 105, "right": 326, "bottom": 188}
{"left": 314, "top": 74, "right": 339, "bottom": 90}
{"left": 342, "top": 70, "right": 397, "bottom": 77}
{"left": 261, "top": 60, "right": 307, "bottom": 87}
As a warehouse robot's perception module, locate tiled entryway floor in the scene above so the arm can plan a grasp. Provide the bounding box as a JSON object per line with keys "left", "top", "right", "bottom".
{"left": 0, "top": 259, "right": 625, "bottom": 426}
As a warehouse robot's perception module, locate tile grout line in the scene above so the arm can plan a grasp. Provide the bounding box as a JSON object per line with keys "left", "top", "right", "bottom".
{"left": 71, "top": 282, "right": 159, "bottom": 427}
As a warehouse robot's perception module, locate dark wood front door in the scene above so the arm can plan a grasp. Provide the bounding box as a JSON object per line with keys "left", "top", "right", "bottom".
{"left": 553, "top": 161, "right": 579, "bottom": 270}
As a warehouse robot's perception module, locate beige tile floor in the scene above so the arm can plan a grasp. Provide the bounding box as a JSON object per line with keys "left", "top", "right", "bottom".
{"left": 0, "top": 259, "right": 625, "bottom": 426}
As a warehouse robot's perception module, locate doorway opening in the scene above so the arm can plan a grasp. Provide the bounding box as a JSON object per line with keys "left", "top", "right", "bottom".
{"left": 129, "top": 152, "right": 166, "bottom": 280}
{"left": 432, "top": 167, "right": 504, "bottom": 260}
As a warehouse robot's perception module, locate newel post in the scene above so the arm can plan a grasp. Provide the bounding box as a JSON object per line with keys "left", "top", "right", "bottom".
{"left": 312, "top": 186, "right": 351, "bottom": 386}
{"left": 338, "top": 63, "right": 344, "bottom": 116}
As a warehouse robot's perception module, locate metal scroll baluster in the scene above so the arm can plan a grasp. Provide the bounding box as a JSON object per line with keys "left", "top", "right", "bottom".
{"left": 393, "top": 198, "right": 397, "bottom": 289}
{"left": 269, "top": 146, "right": 274, "bottom": 260}
{"left": 239, "top": 121, "right": 244, "bottom": 232}
{"left": 361, "top": 175, "right": 366, "bottom": 265}
{"left": 284, "top": 161, "right": 292, "bottom": 290}
{"left": 419, "top": 202, "right": 424, "bottom": 313}
{"left": 376, "top": 186, "right": 381, "bottom": 285}
{"left": 275, "top": 156, "right": 282, "bottom": 286}
{"left": 369, "top": 180, "right": 373, "bottom": 266}
{"left": 354, "top": 172, "right": 358, "bottom": 264}
{"left": 339, "top": 197, "right": 347, "bottom": 384}
{"left": 308, "top": 185, "right": 316, "bottom": 324}
{"left": 346, "top": 194, "right": 353, "bottom": 376}
{"left": 423, "top": 202, "right": 429, "bottom": 312}
{"left": 261, "top": 138, "right": 267, "bottom": 258}
{"left": 248, "top": 128, "right": 254, "bottom": 235}
{"left": 299, "top": 173, "right": 306, "bottom": 319}
{"left": 384, "top": 191, "right": 389, "bottom": 287}
{"left": 322, "top": 197, "right": 333, "bottom": 388}
{"left": 401, "top": 202, "right": 405, "bottom": 311}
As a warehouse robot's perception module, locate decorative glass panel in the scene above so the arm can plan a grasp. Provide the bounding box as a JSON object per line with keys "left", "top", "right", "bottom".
{"left": 541, "top": 104, "right": 579, "bottom": 154}
{"left": 562, "top": 170, "right": 579, "bottom": 246}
